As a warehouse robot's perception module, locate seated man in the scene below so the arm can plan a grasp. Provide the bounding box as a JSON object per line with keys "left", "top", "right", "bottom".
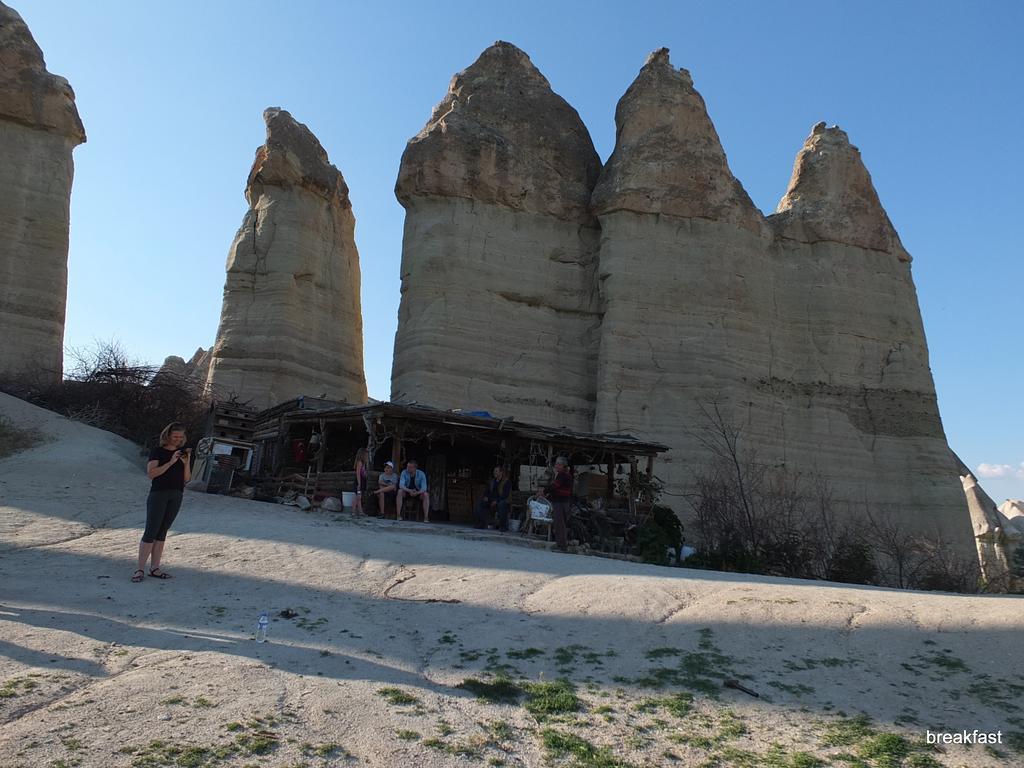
{"left": 474, "top": 466, "right": 511, "bottom": 531}
{"left": 374, "top": 460, "right": 399, "bottom": 517}
{"left": 396, "top": 459, "right": 430, "bottom": 522}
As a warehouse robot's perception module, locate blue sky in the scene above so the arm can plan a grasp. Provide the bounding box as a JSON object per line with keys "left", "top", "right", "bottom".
{"left": 18, "top": 0, "right": 1023, "bottom": 502}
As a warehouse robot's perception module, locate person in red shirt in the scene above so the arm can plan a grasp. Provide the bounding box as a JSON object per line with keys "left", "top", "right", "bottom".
{"left": 538, "top": 456, "right": 572, "bottom": 551}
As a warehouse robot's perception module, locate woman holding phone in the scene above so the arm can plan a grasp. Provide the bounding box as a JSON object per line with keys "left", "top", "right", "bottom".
{"left": 133, "top": 421, "right": 191, "bottom": 582}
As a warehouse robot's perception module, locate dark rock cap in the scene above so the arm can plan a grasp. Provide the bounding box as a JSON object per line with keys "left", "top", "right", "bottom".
{"left": 591, "top": 48, "right": 761, "bottom": 230}
{"left": 0, "top": 1, "right": 85, "bottom": 142}
{"left": 396, "top": 41, "right": 601, "bottom": 222}
{"left": 247, "top": 107, "right": 350, "bottom": 208}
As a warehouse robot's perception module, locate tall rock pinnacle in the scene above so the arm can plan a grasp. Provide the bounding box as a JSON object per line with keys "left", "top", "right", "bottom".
{"left": 772, "top": 122, "right": 908, "bottom": 258}
{"left": 391, "top": 42, "right": 602, "bottom": 429}
{"left": 591, "top": 48, "right": 762, "bottom": 231}
{"left": 0, "top": 1, "right": 86, "bottom": 383}
{"left": 206, "top": 108, "right": 366, "bottom": 410}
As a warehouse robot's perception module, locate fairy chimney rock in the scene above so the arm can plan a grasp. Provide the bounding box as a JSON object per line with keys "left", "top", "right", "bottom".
{"left": 206, "top": 108, "right": 366, "bottom": 410}
{"left": 591, "top": 48, "right": 762, "bottom": 231}
{"left": 391, "top": 42, "right": 602, "bottom": 429}
{"left": 0, "top": 1, "right": 86, "bottom": 383}
{"left": 772, "top": 122, "right": 908, "bottom": 258}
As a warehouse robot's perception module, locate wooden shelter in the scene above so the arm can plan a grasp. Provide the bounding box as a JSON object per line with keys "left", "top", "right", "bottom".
{"left": 250, "top": 399, "right": 668, "bottom": 526}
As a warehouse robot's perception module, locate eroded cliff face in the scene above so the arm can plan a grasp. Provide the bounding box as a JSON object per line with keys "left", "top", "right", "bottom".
{"left": 207, "top": 108, "right": 366, "bottom": 410}
{"left": 591, "top": 48, "right": 777, "bottom": 511}
{"left": 390, "top": 42, "right": 602, "bottom": 430}
{"left": 0, "top": 1, "right": 86, "bottom": 383}
{"left": 593, "top": 51, "right": 970, "bottom": 554}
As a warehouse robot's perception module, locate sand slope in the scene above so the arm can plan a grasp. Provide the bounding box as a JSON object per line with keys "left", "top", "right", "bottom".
{"left": 0, "top": 393, "right": 1021, "bottom": 767}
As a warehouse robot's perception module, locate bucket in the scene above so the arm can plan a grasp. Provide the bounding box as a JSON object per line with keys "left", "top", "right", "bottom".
{"left": 509, "top": 518, "right": 521, "bottom": 533}
{"left": 341, "top": 491, "right": 356, "bottom": 508}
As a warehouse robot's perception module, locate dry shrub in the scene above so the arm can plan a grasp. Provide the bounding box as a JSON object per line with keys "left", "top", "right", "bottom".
{"left": 0, "top": 340, "right": 210, "bottom": 449}
{"left": 684, "top": 402, "right": 980, "bottom": 592}
{"left": 0, "top": 416, "right": 46, "bottom": 459}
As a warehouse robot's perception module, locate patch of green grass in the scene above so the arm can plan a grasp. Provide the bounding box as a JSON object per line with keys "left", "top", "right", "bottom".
{"left": 917, "top": 652, "right": 969, "bottom": 673}
{"left": 0, "top": 677, "right": 39, "bottom": 698}
{"left": 395, "top": 729, "right": 420, "bottom": 741}
{"left": 223, "top": 722, "right": 242, "bottom": 732}
{"left": 784, "top": 657, "right": 855, "bottom": 671}
{"left": 541, "top": 729, "right": 635, "bottom": 768}
{"left": 821, "top": 714, "right": 875, "bottom": 747}
{"left": 645, "top": 647, "right": 682, "bottom": 660}
{"left": 524, "top": 679, "right": 581, "bottom": 718}
{"left": 856, "top": 733, "right": 910, "bottom": 768}
{"left": 376, "top": 687, "right": 420, "bottom": 706}
{"left": 488, "top": 720, "right": 514, "bottom": 741}
{"left": 299, "top": 742, "right": 347, "bottom": 758}
{"left": 456, "top": 675, "right": 524, "bottom": 704}
{"left": 507, "top": 647, "right": 545, "bottom": 660}
{"left": 1008, "top": 731, "right": 1024, "bottom": 754}
{"left": 439, "top": 631, "right": 458, "bottom": 644}
{"left": 636, "top": 692, "right": 694, "bottom": 718}
{"left": 768, "top": 681, "right": 816, "bottom": 697}
{"left": 294, "top": 616, "right": 328, "bottom": 632}
{"left": 59, "top": 737, "right": 83, "bottom": 752}
{"left": 966, "top": 679, "right": 1024, "bottom": 712}
{"left": 159, "top": 696, "right": 185, "bottom": 706}
{"left": 193, "top": 696, "right": 214, "bottom": 708}
{"left": 126, "top": 739, "right": 238, "bottom": 768}
{"left": 233, "top": 731, "right": 278, "bottom": 756}
{"left": 760, "top": 745, "right": 827, "bottom": 768}
{"left": 716, "top": 710, "right": 747, "bottom": 740}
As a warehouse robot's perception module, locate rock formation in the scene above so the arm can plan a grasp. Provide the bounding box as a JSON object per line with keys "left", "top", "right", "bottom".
{"left": 207, "top": 108, "right": 366, "bottom": 410}
{"left": 390, "top": 42, "right": 602, "bottom": 430}
{"left": 155, "top": 347, "right": 211, "bottom": 386}
{"left": 591, "top": 49, "right": 970, "bottom": 555}
{"left": 0, "top": 2, "right": 85, "bottom": 383}
{"left": 391, "top": 43, "right": 975, "bottom": 557}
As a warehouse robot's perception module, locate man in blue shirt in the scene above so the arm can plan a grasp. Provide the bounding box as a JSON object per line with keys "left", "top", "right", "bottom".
{"left": 474, "top": 466, "right": 512, "bottom": 531}
{"left": 397, "top": 459, "right": 430, "bottom": 522}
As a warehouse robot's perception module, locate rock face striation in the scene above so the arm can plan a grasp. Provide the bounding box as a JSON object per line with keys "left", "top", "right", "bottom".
{"left": 391, "top": 42, "right": 602, "bottom": 430}
{"left": 0, "top": 2, "right": 85, "bottom": 383}
{"left": 207, "top": 108, "right": 366, "bottom": 410}
{"left": 392, "top": 44, "right": 975, "bottom": 556}
{"left": 591, "top": 50, "right": 970, "bottom": 554}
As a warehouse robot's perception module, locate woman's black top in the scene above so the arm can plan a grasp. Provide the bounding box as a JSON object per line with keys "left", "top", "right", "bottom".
{"left": 149, "top": 446, "right": 185, "bottom": 492}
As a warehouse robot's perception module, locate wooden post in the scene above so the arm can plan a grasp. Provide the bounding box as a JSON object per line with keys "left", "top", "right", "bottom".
{"left": 646, "top": 454, "right": 654, "bottom": 478}
{"left": 628, "top": 458, "right": 639, "bottom": 520}
{"left": 391, "top": 423, "right": 404, "bottom": 470}
{"left": 607, "top": 454, "right": 615, "bottom": 499}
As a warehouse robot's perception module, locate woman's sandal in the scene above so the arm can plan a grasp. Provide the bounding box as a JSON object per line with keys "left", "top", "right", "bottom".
{"left": 148, "top": 568, "right": 172, "bottom": 579}
{"left": 131, "top": 569, "right": 144, "bottom": 583}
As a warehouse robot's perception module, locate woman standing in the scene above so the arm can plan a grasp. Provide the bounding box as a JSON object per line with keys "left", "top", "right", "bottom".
{"left": 133, "top": 422, "right": 191, "bottom": 582}
{"left": 353, "top": 447, "right": 368, "bottom": 516}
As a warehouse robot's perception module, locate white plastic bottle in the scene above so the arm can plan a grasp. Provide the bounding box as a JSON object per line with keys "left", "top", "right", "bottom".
{"left": 255, "top": 611, "right": 269, "bottom": 642}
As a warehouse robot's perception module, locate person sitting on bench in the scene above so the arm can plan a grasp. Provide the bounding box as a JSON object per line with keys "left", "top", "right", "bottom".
{"left": 374, "top": 460, "right": 399, "bottom": 517}
{"left": 396, "top": 459, "right": 430, "bottom": 522}
{"left": 474, "top": 466, "right": 511, "bottom": 531}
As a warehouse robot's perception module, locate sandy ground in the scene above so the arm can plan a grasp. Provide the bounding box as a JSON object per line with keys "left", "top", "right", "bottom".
{"left": 1, "top": 392, "right": 1022, "bottom": 768}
